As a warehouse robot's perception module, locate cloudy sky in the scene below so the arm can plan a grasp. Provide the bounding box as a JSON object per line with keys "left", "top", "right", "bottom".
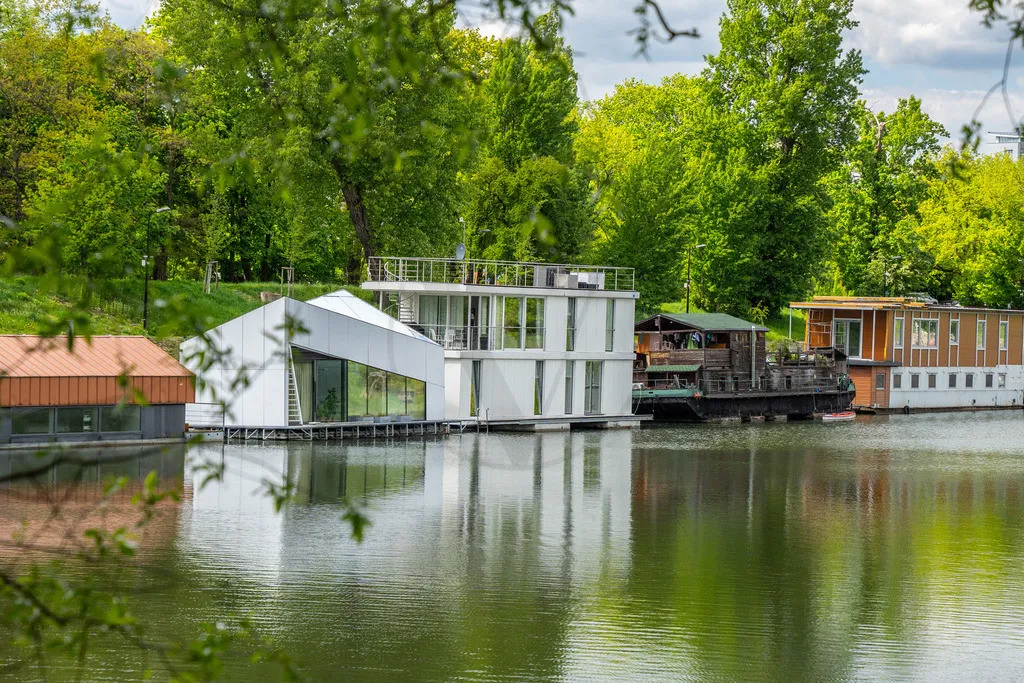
{"left": 102, "top": 0, "right": 1024, "bottom": 151}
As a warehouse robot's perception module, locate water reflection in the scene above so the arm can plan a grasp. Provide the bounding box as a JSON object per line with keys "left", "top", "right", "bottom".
{"left": 4, "top": 413, "right": 1024, "bottom": 681}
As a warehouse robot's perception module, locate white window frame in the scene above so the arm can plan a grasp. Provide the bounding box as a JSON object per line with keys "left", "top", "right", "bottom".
{"left": 834, "top": 317, "right": 863, "bottom": 358}
{"left": 999, "top": 321, "right": 1009, "bottom": 350}
{"left": 894, "top": 317, "right": 904, "bottom": 349}
{"left": 893, "top": 373, "right": 902, "bottom": 389}
{"left": 977, "top": 320, "right": 987, "bottom": 350}
{"left": 911, "top": 318, "right": 938, "bottom": 349}
{"left": 949, "top": 319, "right": 959, "bottom": 346}
{"left": 998, "top": 373, "right": 1007, "bottom": 389}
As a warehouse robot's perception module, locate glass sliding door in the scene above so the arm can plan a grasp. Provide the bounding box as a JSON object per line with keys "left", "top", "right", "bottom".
{"left": 833, "top": 319, "right": 862, "bottom": 358}
{"left": 315, "top": 359, "right": 345, "bottom": 422}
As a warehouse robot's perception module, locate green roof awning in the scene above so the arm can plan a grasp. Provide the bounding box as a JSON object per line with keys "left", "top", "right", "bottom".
{"left": 645, "top": 364, "right": 701, "bottom": 373}
{"left": 660, "top": 313, "right": 769, "bottom": 332}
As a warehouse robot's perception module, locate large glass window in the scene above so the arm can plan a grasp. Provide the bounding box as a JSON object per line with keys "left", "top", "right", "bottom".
{"left": 418, "top": 295, "right": 448, "bottom": 343}
{"left": 315, "top": 359, "right": 345, "bottom": 422}
{"left": 949, "top": 319, "right": 959, "bottom": 346}
{"left": 912, "top": 319, "right": 938, "bottom": 348}
{"left": 56, "top": 407, "right": 97, "bottom": 433}
{"left": 367, "top": 367, "right": 388, "bottom": 416}
{"left": 101, "top": 405, "right": 141, "bottom": 432}
{"left": 584, "top": 361, "right": 603, "bottom": 415}
{"left": 834, "top": 319, "right": 862, "bottom": 357}
{"left": 387, "top": 374, "right": 408, "bottom": 417}
{"left": 525, "top": 298, "right": 545, "bottom": 349}
{"left": 565, "top": 361, "right": 575, "bottom": 414}
{"left": 347, "top": 361, "right": 369, "bottom": 418}
{"left": 605, "top": 300, "right": 615, "bottom": 352}
{"left": 999, "top": 321, "right": 1009, "bottom": 350}
{"left": 534, "top": 361, "right": 545, "bottom": 415}
{"left": 894, "top": 317, "right": 904, "bottom": 349}
{"left": 566, "top": 298, "right": 577, "bottom": 351}
{"left": 977, "top": 320, "right": 987, "bottom": 349}
{"left": 10, "top": 407, "right": 52, "bottom": 435}
{"left": 502, "top": 297, "right": 522, "bottom": 349}
{"left": 408, "top": 378, "right": 426, "bottom": 420}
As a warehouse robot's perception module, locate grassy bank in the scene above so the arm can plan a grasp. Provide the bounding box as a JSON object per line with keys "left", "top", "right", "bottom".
{"left": 0, "top": 277, "right": 368, "bottom": 341}
{"left": 658, "top": 299, "right": 806, "bottom": 342}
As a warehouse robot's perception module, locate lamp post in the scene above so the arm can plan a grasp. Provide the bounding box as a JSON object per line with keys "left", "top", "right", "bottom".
{"left": 685, "top": 243, "right": 706, "bottom": 314}
{"left": 143, "top": 206, "right": 170, "bottom": 331}
{"left": 882, "top": 255, "right": 902, "bottom": 297}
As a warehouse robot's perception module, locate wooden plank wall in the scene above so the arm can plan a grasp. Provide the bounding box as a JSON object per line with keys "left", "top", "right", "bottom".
{"left": 0, "top": 376, "right": 194, "bottom": 407}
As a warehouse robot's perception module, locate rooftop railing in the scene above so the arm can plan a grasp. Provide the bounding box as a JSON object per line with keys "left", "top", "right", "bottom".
{"left": 367, "top": 256, "right": 635, "bottom": 292}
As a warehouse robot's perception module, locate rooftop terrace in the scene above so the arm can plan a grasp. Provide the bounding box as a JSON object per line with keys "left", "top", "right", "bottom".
{"left": 366, "top": 256, "right": 636, "bottom": 292}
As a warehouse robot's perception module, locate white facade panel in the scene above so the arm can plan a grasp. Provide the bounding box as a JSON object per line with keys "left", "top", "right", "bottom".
{"left": 890, "top": 366, "right": 1024, "bottom": 410}
{"left": 184, "top": 292, "right": 445, "bottom": 427}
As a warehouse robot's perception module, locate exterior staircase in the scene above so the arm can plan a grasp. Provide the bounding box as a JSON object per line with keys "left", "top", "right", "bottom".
{"left": 287, "top": 358, "right": 303, "bottom": 426}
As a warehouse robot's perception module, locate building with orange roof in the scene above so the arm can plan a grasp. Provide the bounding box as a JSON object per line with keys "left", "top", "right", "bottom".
{"left": 0, "top": 335, "right": 194, "bottom": 445}
{"left": 789, "top": 296, "right": 1024, "bottom": 412}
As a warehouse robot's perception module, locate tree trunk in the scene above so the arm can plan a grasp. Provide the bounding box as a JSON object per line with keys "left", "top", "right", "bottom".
{"left": 329, "top": 158, "right": 375, "bottom": 261}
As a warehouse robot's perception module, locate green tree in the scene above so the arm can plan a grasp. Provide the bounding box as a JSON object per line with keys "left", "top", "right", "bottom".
{"left": 822, "top": 97, "right": 947, "bottom": 296}
{"left": 704, "top": 0, "right": 864, "bottom": 312}
{"left": 463, "top": 12, "right": 588, "bottom": 262}
{"left": 915, "top": 151, "right": 1024, "bottom": 308}
{"left": 156, "top": 0, "right": 481, "bottom": 263}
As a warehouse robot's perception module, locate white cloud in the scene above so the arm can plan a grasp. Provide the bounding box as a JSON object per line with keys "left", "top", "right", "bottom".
{"left": 850, "top": 0, "right": 1009, "bottom": 69}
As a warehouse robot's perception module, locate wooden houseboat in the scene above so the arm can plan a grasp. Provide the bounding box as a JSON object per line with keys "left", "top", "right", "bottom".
{"left": 633, "top": 313, "right": 854, "bottom": 421}
{"left": 789, "top": 296, "right": 1024, "bottom": 413}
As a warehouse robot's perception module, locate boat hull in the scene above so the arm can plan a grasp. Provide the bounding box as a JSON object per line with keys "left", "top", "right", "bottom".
{"left": 634, "top": 389, "right": 855, "bottom": 422}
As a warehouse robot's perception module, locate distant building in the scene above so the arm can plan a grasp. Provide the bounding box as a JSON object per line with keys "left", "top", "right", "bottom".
{"left": 0, "top": 335, "right": 194, "bottom": 445}
{"left": 790, "top": 296, "right": 1024, "bottom": 411}
{"left": 363, "top": 256, "right": 640, "bottom": 427}
{"left": 181, "top": 290, "right": 445, "bottom": 429}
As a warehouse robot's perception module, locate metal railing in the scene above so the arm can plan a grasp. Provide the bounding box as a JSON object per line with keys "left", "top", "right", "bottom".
{"left": 632, "top": 376, "right": 850, "bottom": 394}
{"left": 368, "top": 256, "right": 635, "bottom": 292}
{"left": 415, "top": 323, "right": 545, "bottom": 351}
{"left": 185, "top": 403, "right": 226, "bottom": 429}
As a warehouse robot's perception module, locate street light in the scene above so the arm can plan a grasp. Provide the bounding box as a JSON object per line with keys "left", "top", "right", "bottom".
{"left": 143, "top": 206, "right": 171, "bottom": 331}
{"left": 685, "top": 243, "right": 706, "bottom": 314}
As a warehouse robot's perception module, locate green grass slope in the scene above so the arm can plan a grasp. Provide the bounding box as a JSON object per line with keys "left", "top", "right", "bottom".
{"left": 0, "top": 277, "right": 369, "bottom": 341}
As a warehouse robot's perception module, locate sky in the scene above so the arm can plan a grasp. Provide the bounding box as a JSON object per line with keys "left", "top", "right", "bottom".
{"left": 101, "top": 0, "right": 1024, "bottom": 152}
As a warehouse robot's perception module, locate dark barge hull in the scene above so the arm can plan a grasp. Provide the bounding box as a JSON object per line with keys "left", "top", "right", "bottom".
{"left": 634, "top": 389, "right": 855, "bottom": 422}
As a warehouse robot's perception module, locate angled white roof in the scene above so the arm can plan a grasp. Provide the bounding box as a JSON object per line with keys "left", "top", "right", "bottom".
{"left": 306, "top": 289, "right": 432, "bottom": 343}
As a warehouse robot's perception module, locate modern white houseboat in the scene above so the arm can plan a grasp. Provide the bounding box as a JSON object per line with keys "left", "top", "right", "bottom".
{"left": 363, "top": 256, "right": 640, "bottom": 428}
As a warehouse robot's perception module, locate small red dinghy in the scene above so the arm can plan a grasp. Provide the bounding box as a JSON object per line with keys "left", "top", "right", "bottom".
{"left": 822, "top": 411, "right": 856, "bottom": 422}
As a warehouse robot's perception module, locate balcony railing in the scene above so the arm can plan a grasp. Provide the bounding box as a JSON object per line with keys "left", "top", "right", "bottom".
{"left": 415, "top": 323, "right": 545, "bottom": 351}
{"left": 367, "top": 256, "right": 635, "bottom": 292}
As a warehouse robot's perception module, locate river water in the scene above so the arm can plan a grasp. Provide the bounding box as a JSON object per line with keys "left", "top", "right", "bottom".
{"left": 3, "top": 411, "right": 1024, "bottom": 680}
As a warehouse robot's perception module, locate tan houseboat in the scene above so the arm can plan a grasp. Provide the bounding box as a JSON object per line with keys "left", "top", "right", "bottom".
{"left": 789, "top": 296, "right": 1024, "bottom": 412}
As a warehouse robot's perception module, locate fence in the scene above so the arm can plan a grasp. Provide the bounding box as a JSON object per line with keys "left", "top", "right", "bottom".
{"left": 415, "top": 323, "right": 545, "bottom": 351}
{"left": 368, "top": 256, "right": 635, "bottom": 292}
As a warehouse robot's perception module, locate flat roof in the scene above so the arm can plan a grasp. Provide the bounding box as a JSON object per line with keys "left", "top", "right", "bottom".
{"left": 790, "top": 296, "right": 1024, "bottom": 314}
{"left": 0, "top": 336, "right": 192, "bottom": 379}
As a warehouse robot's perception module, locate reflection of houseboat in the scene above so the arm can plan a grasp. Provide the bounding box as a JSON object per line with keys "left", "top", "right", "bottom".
{"left": 632, "top": 313, "right": 854, "bottom": 421}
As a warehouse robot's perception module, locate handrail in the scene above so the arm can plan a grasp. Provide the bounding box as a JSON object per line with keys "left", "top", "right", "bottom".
{"left": 366, "top": 256, "right": 636, "bottom": 292}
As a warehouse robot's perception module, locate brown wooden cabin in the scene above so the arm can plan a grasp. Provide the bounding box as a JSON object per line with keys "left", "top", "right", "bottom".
{"left": 635, "top": 313, "right": 768, "bottom": 392}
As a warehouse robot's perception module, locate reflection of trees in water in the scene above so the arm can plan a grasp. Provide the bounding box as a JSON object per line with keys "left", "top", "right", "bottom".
{"left": 626, "top": 443, "right": 1024, "bottom": 681}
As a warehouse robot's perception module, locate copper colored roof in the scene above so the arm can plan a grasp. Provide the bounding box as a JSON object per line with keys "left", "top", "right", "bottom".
{"left": 0, "top": 336, "right": 195, "bottom": 407}
{"left": 0, "top": 336, "right": 192, "bottom": 379}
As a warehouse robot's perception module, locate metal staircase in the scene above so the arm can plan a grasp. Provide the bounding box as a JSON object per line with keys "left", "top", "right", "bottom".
{"left": 287, "top": 358, "right": 303, "bottom": 426}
